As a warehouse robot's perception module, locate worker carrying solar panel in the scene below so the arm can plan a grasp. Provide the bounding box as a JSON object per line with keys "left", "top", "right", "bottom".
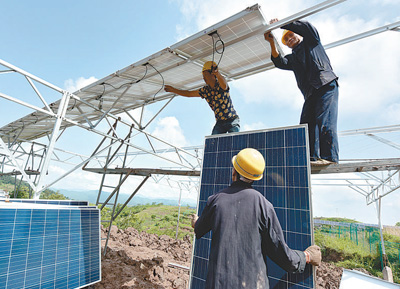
{"left": 164, "top": 61, "right": 240, "bottom": 135}
{"left": 191, "top": 148, "right": 321, "bottom": 289}
{"left": 265, "top": 19, "right": 339, "bottom": 167}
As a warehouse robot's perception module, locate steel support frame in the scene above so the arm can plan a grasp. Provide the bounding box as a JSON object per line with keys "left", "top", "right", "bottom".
{"left": 0, "top": 59, "right": 202, "bottom": 196}
{"left": 0, "top": 137, "right": 37, "bottom": 191}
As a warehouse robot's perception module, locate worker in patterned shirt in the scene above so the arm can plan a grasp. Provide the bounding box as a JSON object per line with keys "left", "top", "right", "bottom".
{"left": 164, "top": 61, "right": 240, "bottom": 135}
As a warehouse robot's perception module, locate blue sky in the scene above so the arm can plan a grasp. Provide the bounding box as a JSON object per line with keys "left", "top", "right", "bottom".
{"left": 1, "top": 0, "right": 400, "bottom": 225}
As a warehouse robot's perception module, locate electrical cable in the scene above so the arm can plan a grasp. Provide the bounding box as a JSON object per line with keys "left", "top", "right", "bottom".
{"left": 94, "top": 64, "right": 149, "bottom": 109}
{"left": 147, "top": 62, "right": 165, "bottom": 101}
{"left": 211, "top": 31, "right": 225, "bottom": 69}
{"left": 102, "top": 64, "right": 148, "bottom": 91}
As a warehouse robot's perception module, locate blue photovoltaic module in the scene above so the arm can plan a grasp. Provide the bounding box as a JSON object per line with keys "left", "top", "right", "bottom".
{"left": 0, "top": 199, "right": 89, "bottom": 206}
{"left": 190, "top": 125, "right": 314, "bottom": 289}
{"left": 0, "top": 199, "right": 100, "bottom": 289}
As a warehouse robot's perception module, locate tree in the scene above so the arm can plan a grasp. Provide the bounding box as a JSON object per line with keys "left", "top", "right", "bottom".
{"left": 396, "top": 222, "right": 400, "bottom": 227}
{"left": 39, "top": 190, "right": 69, "bottom": 200}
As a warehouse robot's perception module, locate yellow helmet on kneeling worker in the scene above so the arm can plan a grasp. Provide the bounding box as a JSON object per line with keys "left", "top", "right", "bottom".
{"left": 232, "top": 148, "right": 265, "bottom": 181}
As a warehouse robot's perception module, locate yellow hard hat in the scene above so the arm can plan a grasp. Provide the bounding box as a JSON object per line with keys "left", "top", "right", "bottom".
{"left": 202, "top": 61, "right": 217, "bottom": 72}
{"left": 281, "top": 29, "right": 291, "bottom": 45}
{"left": 232, "top": 148, "right": 265, "bottom": 181}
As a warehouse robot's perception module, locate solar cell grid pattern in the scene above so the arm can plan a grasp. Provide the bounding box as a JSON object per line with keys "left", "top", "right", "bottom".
{"left": 190, "top": 125, "right": 314, "bottom": 289}
{"left": 0, "top": 202, "right": 100, "bottom": 289}
{"left": 0, "top": 199, "right": 89, "bottom": 206}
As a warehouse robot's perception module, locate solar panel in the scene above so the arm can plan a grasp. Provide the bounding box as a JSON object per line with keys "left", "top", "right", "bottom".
{"left": 0, "top": 200, "right": 100, "bottom": 289}
{"left": 189, "top": 125, "right": 314, "bottom": 288}
{"left": 0, "top": 199, "right": 89, "bottom": 206}
{"left": 0, "top": 4, "right": 282, "bottom": 143}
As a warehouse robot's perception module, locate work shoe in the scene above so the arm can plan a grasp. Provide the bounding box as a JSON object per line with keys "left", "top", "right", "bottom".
{"left": 310, "top": 159, "right": 336, "bottom": 166}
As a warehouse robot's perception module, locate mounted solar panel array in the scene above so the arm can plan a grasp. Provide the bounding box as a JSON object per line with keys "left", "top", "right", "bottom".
{"left": 0, "top": 4, "right": 282, "bottom": 142}
{"left": 0, "top": 200, "right": 100, "bottom": 289}
{"left": 190, "top": 125, "right": 315, "bottom": 289}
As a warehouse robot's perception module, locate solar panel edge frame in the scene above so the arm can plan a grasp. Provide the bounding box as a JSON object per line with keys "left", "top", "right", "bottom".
{"left": 74, "top": 204, "right": 102, "bottom": 289}
{"left": 170, "top": 4, "right": 264, "bottom": 51}
{"left": 187, "top": 133, "right": 208, "bottom": 288}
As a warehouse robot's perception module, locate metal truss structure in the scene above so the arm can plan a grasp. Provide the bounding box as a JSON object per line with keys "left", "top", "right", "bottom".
{"left": 1, "top": 0, "right": 400, "bottom": 258}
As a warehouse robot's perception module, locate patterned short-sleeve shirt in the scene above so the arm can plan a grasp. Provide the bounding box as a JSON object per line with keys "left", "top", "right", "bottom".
{"left": 199, "top": 82, "right": 238, "bottom": 121}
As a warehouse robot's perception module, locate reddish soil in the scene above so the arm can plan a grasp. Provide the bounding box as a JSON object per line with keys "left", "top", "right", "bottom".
{"left": 91, "top": 225, "right": 365, "bottom": 289}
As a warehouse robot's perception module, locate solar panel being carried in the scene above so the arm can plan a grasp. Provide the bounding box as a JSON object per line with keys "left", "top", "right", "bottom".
{"left": 190, "top": 125, "right": 314, "bottom": 288}
{"left": 0, "top": 4, "right": 280, "bottom": 143}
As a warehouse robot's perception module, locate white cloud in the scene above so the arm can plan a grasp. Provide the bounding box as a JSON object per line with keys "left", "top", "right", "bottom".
{"left": 64, "top": 76, "right": 98, "bottom": 93}
{"left": 231, "top": 70, "right": 303, "bottom": 109}
{"left": 312, "top": 185, "right": 378, "bottom": 223}
{"left": 371, "top": 0, "right": 400, "bottom": 5}
{"left": 305, "top": 16, "right": 400, "bottom": 129}
{"left": 118, "top": 107, "right": 152, "bottom": 127}
{"left": 125, "top": 176, "right": 198, "bottom": 201}
{"left": 46, "top": 165, "right": 102, "bottom": 191}
{"left": 242, "top": 121, "right": 268, "bottom": 132}
{"left": 152, "top": 116, "right": 189, "bottom": 147}
{"left": 385, "top": 103, "right": 400, "bottom": 124}
{"left": 311, "top": 172, "right": 400, "bottom": 225}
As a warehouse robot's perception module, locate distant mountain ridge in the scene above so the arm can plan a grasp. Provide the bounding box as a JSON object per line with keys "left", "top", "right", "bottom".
{"left": 55, "top": 188, "right": 197, "bottom": 207}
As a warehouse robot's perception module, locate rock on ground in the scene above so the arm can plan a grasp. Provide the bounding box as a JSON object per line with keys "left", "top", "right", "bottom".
{"left": 92, "top": 225, "right": 358, "bottom": 289}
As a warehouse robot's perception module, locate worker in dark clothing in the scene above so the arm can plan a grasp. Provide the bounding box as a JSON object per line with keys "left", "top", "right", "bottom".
{"left": 265, "top": 19, "right": 339, "bottom": 166}
{"left": 191, "top": 148, "right": 321, "bottom": 289}
{"left": 164, "top": 61, "right": 240, "bottom": 135}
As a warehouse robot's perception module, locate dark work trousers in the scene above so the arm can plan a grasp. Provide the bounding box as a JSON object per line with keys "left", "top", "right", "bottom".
{"left": 300, "top": 80, "right": 339, "bottom": 162}
{"left": 211, "top": 116, "right": 240, "bottom": 135}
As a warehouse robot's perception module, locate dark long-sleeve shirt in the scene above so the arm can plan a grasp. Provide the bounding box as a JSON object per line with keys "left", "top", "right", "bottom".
{"left": 271, "top": 20, "right": 338, "bottom": 99}
{"left": 194, "top": 180, "right": 306, "bottom": 289}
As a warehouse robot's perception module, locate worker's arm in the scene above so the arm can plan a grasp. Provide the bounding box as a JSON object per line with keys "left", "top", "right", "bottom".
{"left": 164, "top": 85, "right": 201, "bottom": 97}
{"left": 211, "top": 66, "right": 228, "bottom": 90}
{"left": 265, "top": 18, "right": 280, "bottom": 58}
{"left": 264, "top": 31, "right": 279, "bottom": 58}
{"left": 260, "top": 199, "right": 309, "bottom": 273}
{"left": 264, "top": 32, "right": 292, "bottom": 70}
{"left": 281, "top": 20, "right": 320, "bottom": 45}
{"left": 264, "top": 19, "right": 293, "bottom": 70}
{"left": 193, "top": 195, "right": 216, "bottom": 239}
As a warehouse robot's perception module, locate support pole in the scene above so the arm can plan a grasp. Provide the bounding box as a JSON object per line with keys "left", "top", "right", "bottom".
{"left": 35, "top": 91, "right": 71, "bottom": 198}
{"left": 175, "top": 188, "right": 183, "bottom": 240}
{"left": 377, "top": 197, "right": 386, "bottom": 261}
{"left": 377, "top": 197, "right": 394, "bottom": 282}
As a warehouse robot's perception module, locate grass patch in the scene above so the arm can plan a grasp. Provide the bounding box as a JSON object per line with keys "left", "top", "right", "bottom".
{"left": 101, "top": 204, "right": 195, "bottom": 240}
{"left": 315, "top": 230, "right": 399, "bottom": 283}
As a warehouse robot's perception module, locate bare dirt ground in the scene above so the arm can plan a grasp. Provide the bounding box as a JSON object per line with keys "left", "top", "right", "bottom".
{"left": 92, "top": 225, "right": 361, "bottom": 289}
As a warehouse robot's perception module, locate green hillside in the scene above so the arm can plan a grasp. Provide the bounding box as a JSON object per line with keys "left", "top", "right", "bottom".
{"left": 0, "top": 175, "right": 68, "bottom": 200}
